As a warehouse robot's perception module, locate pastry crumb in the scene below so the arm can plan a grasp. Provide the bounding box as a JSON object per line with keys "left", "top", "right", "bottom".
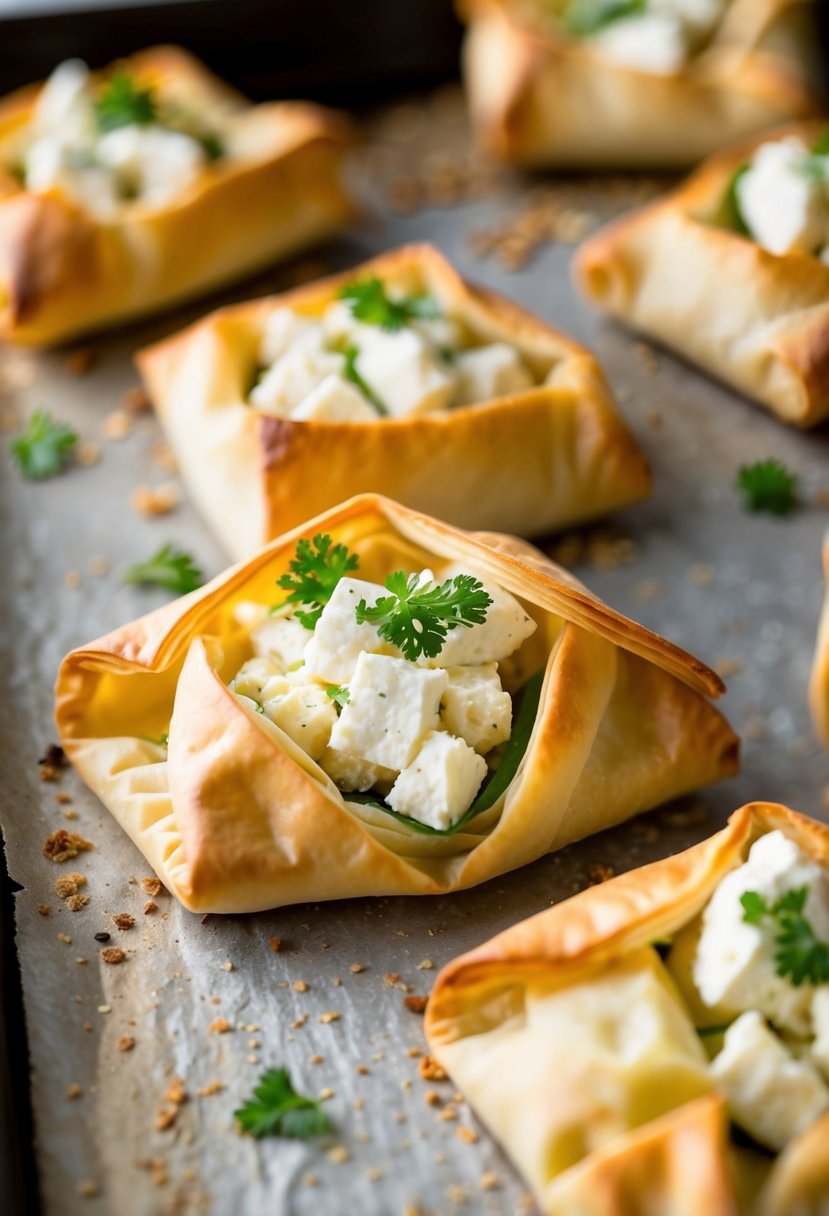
{"left": 118, "top": 1035, "right": 135, "bottom": 1053}
{"left": 43, "top": 830, "right": 93, "bottom": 864}
{"left": 292, "top": 980, "right": 309, "bottom": 993}
{"left": 404, "top": 995, "right": 428, "bottom": 1014}
{"left": 416, "top": 959, "right": 434, "bottom": 970}
{"left": 365, "top": 1167, "right": 383, "bottom": 1182}
{"left": 144, "top": 901, "right": 158, "bottom": 915}
{"left": 480, "top": 1171, "right": 500, "bottom": 1192}
{"left": 587, "top": 862, "right": 615, "bottom": 886}
{"left": 319, "top": 1088, "right": 335, "bottom": 1100}
{"left": 268, "top": 936, "right": 283, "bottom": 953}
{"left": 319, "top": 1011, "right": 340, "bottom": 1024}
{"left": 327, "top": 1146, "right": 349, "bottom": 1164}
{"left": 154, "top": 1106, "right": 178, "bottom": 1132}
{"left": 196, "top": 1080, "right": 224, "bottom": 1097}
{"left": 456, "top": 1125, "right": 478, "bottom": 1144}
{"left": 165, "top": 1078, "right": 186, "bottom": 1106}
{"left": 112, "top": 913, "right": 135, "bottom": 931}
{"left": 141, "top": 877, "right": 163, "bottom": 897}
{"left": 101, "top": 947, "right": 125, "bottom": 965}
{"left": 131, "top": 483, "right": 180, "bottom": 517}
{"left": 76, "top": 1180, "right": 99, "bottom": 1199}
{"left": 66, "top": 1082, "right": 82, "bottom": 1100}
{"left": 418, "top": 1056, "right": 447, "bottom": 1081}
{"left": 349, "top": 961, "right": 366, "bottom": 973}
{"left": 123, "top": 386, "right": 151, "bottom": 414}
{"left": 76, "top": 441, "right": 101, "bottom": 468}
{"left": 102, "top": 410, "right": 132, "bottom": 441}
{"left": 36, "top": 903, "right": 50, "bottom": 916}
{"left": 66, "top": 894, "right": 89, "bottom": 912}
{"left": 57, "top": 933, "right": 72, "bottom": 944}
{"left": 208, "top": 1018, "right": 232, "bottom": 1035}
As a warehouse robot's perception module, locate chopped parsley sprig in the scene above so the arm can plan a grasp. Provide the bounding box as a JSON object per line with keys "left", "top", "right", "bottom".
{"left": 563, "top": 0, "right": 644, "bottom": 36}
{"left": 741, "top": 885, "right": 829, "bottom": 986}
{"left": 94, "top": 71, "right": 157, "bottom": 133}
{"left": 122, "top": 544, "right": 204, "bottom": 595}
{"left": 356, "top": 572, "right": 492, "bottom": 662}
{"left": 343, "top": 345, "right": 388, "bottom": 415}
{"left": 274, "top": 533, "right": 360, "bottom": 629}
{"left": 736, "top": 459, "right": 798, "bottom": 516}
{"left": 339, "top": 277, "right": 441, "bottom": 332}
{"left": 235, "top": 1067, "right": 332, "bottom": 1140}
{"left": 10, "top": 409, "right": 78, "bottom": 480}
{"left": 326, "top": 685, "right": 350, "bottom": 710}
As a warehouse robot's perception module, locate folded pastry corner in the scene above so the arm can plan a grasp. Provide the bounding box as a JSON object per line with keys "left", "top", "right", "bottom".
{"left": 575, "top": 121, "right": 829, "bottom": 427}
{"left": 459, "top": 0, "right": 822, "bottom": 168}
{"left": 426, "top": 801, "right": 829, "bottom": 1215}
{"left": 55, "top": 495, "right": 737, "bottom": 913}
{"left": 136, "top": 242, "right": 651, "bottom": 560}
{"left": 0, "top": 47, "right": 354, "bottom": 344}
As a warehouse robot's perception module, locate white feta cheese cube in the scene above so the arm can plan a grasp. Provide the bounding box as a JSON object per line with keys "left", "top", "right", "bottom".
{"left": 25, "top": 139, "right": 121, "bottom": 217}
{"left": 261, "top": 682, "right": 337, "bottom": 760}
{"left": 302, "top": 577, "right": 398, "bottom": 684}
{"left": 711, "top": 1011, "right": 829, "bottom": 1151}
{"left": 229, "top": 656, "right": 284, "bottom": 700}
{"left": 97, "top": 124, "right": 205, "bottom": 206}
{"left": 329, "top": 653, "right": 447, "bottom": 771}
{"left": 736, "top": 137, "right": 828, "bottom": 257}
{"left": 693, "top": 830, "right": 829, "bottom": 1036}
{"left": 249, "top": 345, "right": 345, "bottom": 415}
{"left": 387, "top": 730, "right": 487, "bottom": 830}
{"left": 453, "top": 343, "right": 533, "bottom": 407}
{"left": 33, "top": 60, "right": 94, "bottom": 142}
{"left": 354, "top": 326, "right": 456, "bottom": 417}
{"left": 426, "top": 566, "right": 537, "bottom": 667}
{"left": 440, "top": 663, "right": 512, "bottom": 755}
{"left": 291, "top": 374, "right": 377, "bottom": 423}
{"left": 591, "top": 13, "right": 688, "bottom": 76}
{"left": 321, "top": 299, "right": 364, "bottom": 344}
{"left": 319, "top": 747, "right": 397, "bottom": 794}
{"left": 260, "top": 307, "right": 323, "bottom": 366}
{"left": 411, "top": 315, "right": 464, "bottom": 352}
{"left": 250, "top": 614, "right": 311, "bottom": 670}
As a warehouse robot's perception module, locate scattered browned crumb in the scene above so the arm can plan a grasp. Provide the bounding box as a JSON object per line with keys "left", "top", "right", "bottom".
{"left": 150, "top": 440, "right": 177, "bottom": 474}
{"left": 319, "top": 1087, "right": 335, "bottom": 1101}
{"left": 292, "top": 1015, "right": 308, "bottom": 1029}
{"left": 76, "top": 441, "right": 102, "bottom": 467}
{"left": 384, "top": 972, "right": 412, "bottom": 991}
{"left": 714, "top": 657, "right": 744, "bottom": 679}
{"left": 131, "top": 483, "right": 180, "bottom": 516}
{"left": 222, "top": 960, "right": 234, "bottom": 972}
{"left": 349, "top": 961, "right": 366, "bottom": 973}
{"left": 406, "top": 1047, "right": 422, "bottom": 1059}
{"left": 55, "top": 873, "right": 86, "bottom": 899}
{"left": 327, "top": 1146, "right": 349, "bottom": 1164}
{"left": 141, "top": 877, "right": 163, "bottom": 897}
{"left": 87, "top": 555, "right": 109, "bottom": 577}
{"left": 419, "top": 1056, "right": 447, "bottom": 1082}
{"left": 57, "top": 932, "right": 72, "bottom": 944}
{"left": 103, "top": 410, "right": 132, "bottom": 441}
{"left": 416, "top": 959, "right": 434, "bottom": 970}
{"left": 356, "top": 1063, "right": 369, "bottom": 1075}
{"left": 63, "top": 810, "right": 78, "bottom": 821}
{"left": 43, "top": 830, "right": 93, "bottom": 863}
{"left": 165, "top": 1078, "right": 186, "bottom": 1106}
{"left": 302, "top": 1173, "right": 318, "bottom": 1188}
{"left": 118, "top": 1035, "right": 135, "bottom": 1053}
{"left": 55, "top": 791, "right": 73, "bottom": 804}
{"left": 66, "top": 348, "right": 95, "bottom": 376}
{"left": 268, "top": 936, "right": 283, "bottom": 953}
{"left": 438, "top": 1105, "right": 458, "bottom": 1122}
{"left": 310, "top": 1054, "right": 324, "bottom": 1065}
{"left": 587, "top": 862, "right": 615, "bottom": 886}
{"left": 813, "top": 487, "right": 829, "bottom": 509}
{"left": 155, "top": 1106, "right": 178, "bottom": 1132}
{"left": 292, "top": 980, "right": 309, "bottom": 993}
{"left": 101, "top": 947, "right": 126, "bottom": 965}
{"left": 66, "top": 1082, "right": 82, "bottom": 1100}
{"left": 365, "top": 1168, "right": 383, "bottom": 1183}
{"left": 404, "top": 995, "right": 428, "bottom": 1014}
{"left": 424, "top": 1091, "right": 441, "bottom": 1107}
{"left": 208, "top": 1018, "right": 232, "bottom": 1035}
{"left": 66, "top": 894, "right": 89, "bottom": 912}
{"left": 150, "top": 1164, "right": 167, "bottom": 1187}
{"left": 76, "top": 1180, "right": 99, "bottom": 1198}
{"left": 123, "top": 386, "right": 151, "bottom": 415}
{"left": 40, "top": 743, "right": 67, "bottom": 769}
{"left": 36, "top": 903, "right": 50, "bottom": 917}
{"left": 319, "top": 1011, "right": 340, "bottom": 1024}
{"left": 480, "top": 1171, "right": 500, "bottom": 1192}
{"left": 445, "top": 1183, "right": 467, "bottom": 1206}
{"left": 196, "top": 1080, "right": 225, "bottom": 1097}
{"left": 456, "top": 1126, "right": 478, "bottom": 1144}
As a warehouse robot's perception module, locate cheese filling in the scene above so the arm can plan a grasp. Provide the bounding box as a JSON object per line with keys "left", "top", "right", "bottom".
{"left": 557, "top": 0, "right": 727, "bottom": 74}
{"left": 728, "top": 134, "right": 829, "bottom": 261}
{"left": 11, "top": 59, "right": 226, "bottom": 217}
{"left": 228, "top": 553, "right": 538, "bottom": 831}
{"left": 248, "top": 283, "right": 536, "bottom": 422}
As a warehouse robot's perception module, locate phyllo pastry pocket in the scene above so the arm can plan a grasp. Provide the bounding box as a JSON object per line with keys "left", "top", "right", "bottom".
{"left": 458, "top": 0, "right": 822, "bottom": 168}
{"left": 575, "top": 122, "right": 829, "bottom": 427}
{"left": 136, "top": 243, "right": 651, "bottom": 561}
{"left": 426, "top": 802, "right": 829, "bottom": 1216}
{"left": 54, "top": 495, "right": 737, "bottom": 913}
{"left": 0, "top": 48, "right": 353, "bottom": 345}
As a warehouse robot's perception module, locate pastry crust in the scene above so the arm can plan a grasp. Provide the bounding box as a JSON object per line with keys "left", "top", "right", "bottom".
{"left": 459, "top": 0, "right": 822, "bottom": 168}
{"left": 0, "top": 46, "right": 354, "bottom": 345}
{"left": 574, "top": 121, "right": 829, "bottom": 427}
{"left": 426, "top": 802, "right": 829, "bottom": 1216}
{"left": 54, "top": 494, "right": 737, "bottom": 913}
{"left": 809, "top": 536, "right": 829, "bottom": 744}
{"left": 136, "top": 243, "right": 651, "bottom": 560}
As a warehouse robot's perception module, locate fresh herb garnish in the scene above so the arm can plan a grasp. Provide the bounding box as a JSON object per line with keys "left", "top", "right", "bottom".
{"left": 274, "top": 533, "right": 359, "bottom": 629}
{"left": 10, "top": 409, "right": 77, "bottom": 480}
{"left": 140, "top": 731, "right": 169, "bottom": 748}
{"left": 94, "top": 72, "right": 157, "bottom": 134}
{"left": 234, "top": 1067, "right": 332, "bottom": 1140}
{"left": 736, "top": 459, "right": 798, "bottom": 516}
{"left": 696, "top": 1023, "right": 731, "bottom": 1037}
{"left": 339, "top": 277, "right": 441, "bottom": 332}
{"left": 122, "top": 544, "right": 204, "bottom": 595}
{"left": 199, "top": 131, "right": 224, "bottom": 162}
{"left": 740, "top": 885, "right": 829, "bottom": 986}
{"left": 326, "top": 685, "right": 350, "bottom": 710}
{"left": 355, "top": 572, "right": 492, "bottom": 663}
{"left": 343, "top": 344, "right": 389, "bottom": 416}
{"left": 563, "top": 0, "right": 645, "bottom": 36}
{"left": 722, "top": 164, "right": 750, "bottom": 236}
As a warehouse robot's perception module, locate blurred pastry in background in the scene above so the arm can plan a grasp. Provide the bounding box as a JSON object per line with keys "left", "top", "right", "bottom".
{"left": 459, "top": 0, "right": 823, "bottom": 167}
{"left": 0, "top": 47, "right": 354, "bottom": 345}
{"left": 810, "top": 535, "right": 829, "bottom": 745}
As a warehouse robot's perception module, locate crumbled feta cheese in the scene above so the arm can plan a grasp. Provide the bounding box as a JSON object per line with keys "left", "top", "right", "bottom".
{"left": 590, "top": 13, "right": 687, "bottom": 75}
{"left": 249, "top": 346, "right": 344, "bottom": 415}
{"left": 97, "top": 124, "right": 205, "bottom": 207}
{"left": 329, "top": 653, "right": 447, "bottom": 771}
{"left": 454, "top": 344, "right": 533, "bottom": 407}
{"left": 303, "top": 577, "right": 398, "bottom": 685}
{"left": 230, "top": 656, "right": 284, "bottom": 700}
{"left": 387, "top": 731, "right": 487, "bottom": 830}
{"left": 693, "top": 831, "right": 829, "bottom": 1036}
{"left": 737, "top": 137, "right": 828, "bottom": 257}
{"left": 710, "top": 1011, "right": 829, "bottom": 1151}
{"left": 411, "top": 316, "right": 464, "bottom": 352}
{"left": 427, "top": 567, "right": 536, "bottom": 667}
{"left": 291, "top": 375, "right": 377, "bottom": 423}
{"left": 319, "top": 747, "right": 397, "bottom": 794}
{"left": 25, "top": 139, "right": 121, "bottom": 217}
{"left": 440, "top": 664, "right": 512, "bottom": 755}
{"left": 260, "top": 308, "right": 322, "bottom": 366}
{"left": 33, "top": 59, "right": 94, "bottom": 142}
{"left": 250, "top": 615, "right": 310, "bottom": 671}
{"left": 321, "top": 299, "right": 363, "bottom": 345}
{"left": 261, "top": 683, "right": 337, "bottom": 760}
{"left": 353, "top": 327, "right": 456, "bottom": 417}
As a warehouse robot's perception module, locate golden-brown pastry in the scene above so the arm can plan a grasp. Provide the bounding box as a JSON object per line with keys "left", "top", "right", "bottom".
{"left": 575, "top": 121, "right": 829, "bottom": 427}
{"left": 54, "top": 494, "right": 737, "bottom": 913}
{"left": 136, "top": 243, "right": 651, "bottom": 560}
{"left": 426, "top": 802, "right": 829, "bottom": 1215}
{"left": 809, "top": 537, "right": 829, "bottom": 744}
{"left": 460, "top": 0, "right": 822, "bottom": 168}
{"left": 0, "top": 47, "right": 354, "bottom": 345}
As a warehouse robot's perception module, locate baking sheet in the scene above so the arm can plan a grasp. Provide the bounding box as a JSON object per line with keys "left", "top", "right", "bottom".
{"left": 2, "top": 87, "right": 829, "bottom": 1216}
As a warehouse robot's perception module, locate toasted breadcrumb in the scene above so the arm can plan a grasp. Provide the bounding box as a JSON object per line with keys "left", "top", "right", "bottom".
{"left": 118, "top": 1035, "right": 136, "bottom": 1053}
{"left": 101, "top": 947, "right": 125, "bottom": 965}
{"left": 43, "top": 830, "right": 93, "bottom": 863}
{"left": 404, "top": 995, "right": 428, "bottom": 1014}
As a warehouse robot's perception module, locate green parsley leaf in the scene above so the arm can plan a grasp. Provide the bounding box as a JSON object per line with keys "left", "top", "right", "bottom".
{"left": 199, "top": 131, "right": 224, "bottom": 162}
{"left": 140, "top": 731, "right": 169, "bottom": 748}
{"left": 355, "top": 571, "right": 492, "bottom": 662}
{"left": 274, "top": 533, "right": 360, "bottom": 629}
{"left": 94, "top": 72, "right": 157, "bottom": 134}
{"left": 741, "top": 884, "right": 829, "bottom": 986}
{"left": 326, "top": 685, "right": 350, "bottom": 710}
{"left": 234, "top": 1067, "right": 332, "bottom": 1140}
{"left": 563, "top": 0, "right": 645, "bottom": 37}
{"left": 721, "top": 164, "right": 750, "bottom": 236}
{"left": 339, "top": 276, "right": 441, "bottom": 332}
{"left": 122, "top": 544, "right": 204, "bottom": 595}
{"left": 10, "top": 409, "right": 77, "bottom": 480}
{"left": 343, "top": 345, "right": 389, "bottom": 416}
{"left": 736, "top": 459, "right": 798, "bottom": 516}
